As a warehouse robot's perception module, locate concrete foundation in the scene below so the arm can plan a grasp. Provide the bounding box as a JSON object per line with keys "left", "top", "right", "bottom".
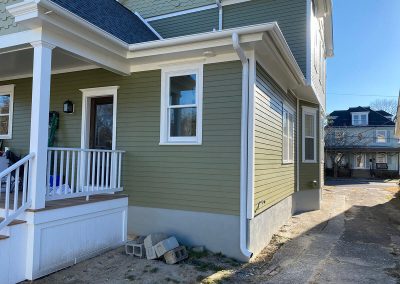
{"left": 249, "top": 195, "right": 294, "bottom": 256}
{"left": 127, "top": 206, "right": 242, "bottom": 260}
{"left": 293, "top": 188, "right": 322, "bottom": 213}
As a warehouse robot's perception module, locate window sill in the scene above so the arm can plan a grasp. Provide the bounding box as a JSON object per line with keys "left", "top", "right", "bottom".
{"left": 159, "top": 141, "right": 202, "bottom": 146}
{"left": 302, "top": 160, "right": 317, "bottom": 164}
{"left": 0, "top": 135, "right": 12, "bottom": 140}
{"left": 282, "top": 161, "right": 294, "bottom": 165}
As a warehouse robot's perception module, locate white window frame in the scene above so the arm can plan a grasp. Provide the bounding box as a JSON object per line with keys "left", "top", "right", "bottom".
{"left": 351, "top": 112, "right": 369, "bottom": 126}
{"left": 302, "top": 106, "right": 318, "bottom": 163}
{"left": 353, "top": 153, "right": 366, "bottom": 169}
{"left": 0, "top": 85, "right": 14, "bottom": 140}
{"left": 282, "top": 103, "right": 295, "bottom": 164}
{"left": 376, "top": 130, "right": 387, "bottom": 144}
{"left": 160, "top": 64, "right": 203, "bottom": 145}
{"left": 376, "top": 153, "right": 387, "bottom": 164}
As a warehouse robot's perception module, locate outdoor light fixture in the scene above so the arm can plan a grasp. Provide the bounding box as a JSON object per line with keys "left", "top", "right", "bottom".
{"left": 63, "top": 100, "right": 74, "bottom": 113}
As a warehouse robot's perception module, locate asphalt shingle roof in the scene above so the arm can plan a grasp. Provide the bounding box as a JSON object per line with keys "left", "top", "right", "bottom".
{"left": 329, "top": 106, "right": 394, "bottom": 127}
{"left": 49, "top": 0, "right": 159, "bottom": 44}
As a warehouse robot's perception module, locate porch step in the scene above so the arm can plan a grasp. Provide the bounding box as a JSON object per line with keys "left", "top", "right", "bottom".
{"left": 0, "top": 234, "right": 9, "bottom": 240}
{"left": 0, "top": 218, "right": 26, "bottom": 226}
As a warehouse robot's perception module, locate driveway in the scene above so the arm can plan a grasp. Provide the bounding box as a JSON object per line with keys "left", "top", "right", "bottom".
{"left": 210, "top": 179, "right": 400, "bottom": 283}
{"left": 27, "top": 180, "right": 400, "bottom": 284}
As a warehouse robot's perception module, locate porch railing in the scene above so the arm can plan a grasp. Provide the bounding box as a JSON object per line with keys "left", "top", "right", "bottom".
{"left": 0, "top": 153, "right": 34, "bottom": 231}
{"left": 46, "top": 148, "right": 125, "bottom": 201}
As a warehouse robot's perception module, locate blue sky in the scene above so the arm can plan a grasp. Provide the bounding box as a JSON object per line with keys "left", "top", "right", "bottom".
{"left": 326, "top": 0, "right": 400, "bottom": 113}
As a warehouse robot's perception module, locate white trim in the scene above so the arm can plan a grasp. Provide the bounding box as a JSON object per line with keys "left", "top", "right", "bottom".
{"left": 160, "top": 64, "right": 203, "bottom": 145}
{"left": 306, "top": 0, "right": 312, "bottom": 85}
{"left": 146, "top": 4, "right": 218, "bottom": 22}
{"left": 296, "top": 97, "right": 300, "bottom": 191}
{"left": 80, "top": 86, "right": 119, "bottom": 150}
{"left": 0, "top": 65, "right": 99, "bottom": 82}
{"left": 282, "top": 102, "right": 295, "bottom": 164}
{"left": 134, "top": 12, "right": 163, "bottom": 40}
{"left": 222, "top": 0, "right": 252, "bottom": 6}
{"left": 0, "top": 84, "right": 15, "bottom": 139}
{"left": 302, "top": 106, "right": 318, "bottom": 163}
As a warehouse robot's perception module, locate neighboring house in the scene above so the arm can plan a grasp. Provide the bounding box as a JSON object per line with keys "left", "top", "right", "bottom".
{"left": 325, "top": 106, "right": 399, "bottom": 178}
{"left": 0, "top": 0, "right": 333, "bottom": 282}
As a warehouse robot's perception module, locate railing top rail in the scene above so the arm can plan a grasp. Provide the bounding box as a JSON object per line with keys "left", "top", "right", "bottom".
{"left": 48, "top": 147, "right": 125, "bottom": 153}
{"left": 0, "top": 153, "right": 35, "bottom": 179}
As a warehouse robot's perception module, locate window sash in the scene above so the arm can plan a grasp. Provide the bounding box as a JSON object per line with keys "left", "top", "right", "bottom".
{"left": 0, "top": 87, "right": 13, "bottom": 139}
{"left": 376, "top": 153, "right": 387, "bottom": 164}
{"left": 302, "top": 107, "right": 317, "bottom": 163}
{"left": 283, "top": 106, "right": 294, "bottom": 164}
{"left": 354, "top": 154, "right": 365, "bottom": 169}
{"left": 160, "top": 66, "right": 203, "bottom": 145}
{"left": 376, "top": 130, "right": 387, "bottom": 143}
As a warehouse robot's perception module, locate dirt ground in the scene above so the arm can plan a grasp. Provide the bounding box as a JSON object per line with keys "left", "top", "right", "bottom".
{"left": 26, "top": 179, "right": 400, "bottom": 284}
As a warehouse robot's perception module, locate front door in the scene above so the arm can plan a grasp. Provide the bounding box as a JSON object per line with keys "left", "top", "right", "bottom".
{"left": 89, "top": 96, "right": 114, "bottom": 150}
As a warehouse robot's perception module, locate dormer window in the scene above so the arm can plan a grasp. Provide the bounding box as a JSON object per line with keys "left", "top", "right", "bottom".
{"left": 351, "top": 112, "right": 369, "bottom": 126}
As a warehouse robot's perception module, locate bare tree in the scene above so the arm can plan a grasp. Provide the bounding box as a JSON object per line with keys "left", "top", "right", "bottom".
{"left": 370, "top": 98, "right": 397, "bottom": 116}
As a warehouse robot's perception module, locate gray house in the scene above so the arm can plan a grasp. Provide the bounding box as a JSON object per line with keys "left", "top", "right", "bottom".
{"left": 325, "top": 107, "right": 399, "bottom": 178}
{"left": 0, "top": 0, "right": 333, "bottom": 281}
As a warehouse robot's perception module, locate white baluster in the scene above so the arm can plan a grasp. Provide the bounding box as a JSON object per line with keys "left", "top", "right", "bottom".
{"left": 13, "top": 167, "right": 20, "bottom": 210}
{"left": 96, "top": 152, "right": 100, "bottom": 191}
{"left": 118, "top": 152, "right": 122, "bottom": 189}
{"left": 59, "top": 151, "right": 64, "bottom": 195}
{"left": 65, "top": 151, "right": 70, "bottom": 195}
{"left": 106, "top": 152, "right": 110, "bottom": 189}
{"left": 5, "top": 174, "right": 10, "bottom": 217}
{"left": 22, "top": 162, "right": 28, "bottom": 206}
{"left": 71, "top": 151, "right": 76, "bottom": 194}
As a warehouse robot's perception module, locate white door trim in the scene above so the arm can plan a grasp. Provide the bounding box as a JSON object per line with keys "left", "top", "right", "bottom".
{"left": 80, "top": 86, "right": 119, "bottom": 150}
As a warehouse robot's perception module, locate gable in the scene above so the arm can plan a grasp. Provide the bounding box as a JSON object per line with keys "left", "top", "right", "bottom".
{"left": 0, "top": 0, "right": 26, "bottom": 36}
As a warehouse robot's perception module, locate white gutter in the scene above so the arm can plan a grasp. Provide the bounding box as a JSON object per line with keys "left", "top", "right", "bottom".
{"left": 296, "top": 97, "right": 300, "bottom": 191}
{"left": 216, "top": 0, "right": 223, "bottom": 31}
{"left": 232, "top": 32, "right": 253, "bottom": 261}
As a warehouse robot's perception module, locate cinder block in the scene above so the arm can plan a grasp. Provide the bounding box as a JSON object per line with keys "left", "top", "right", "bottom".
{"left": 133, "top": 243, "right": 146, "bottom": 258}
{"left": 125, "top": 242, "right": 135, "bottom": 255}
{"left": 144, "top": 233, "right": 168, "bottom": 249}
{"left": 146, "top": 246, "right": 158, "bottom": 260}
{"left": 164, "top": 246, "right": 188, "bottom": 265}
{"left": 154, "top": 237, "right": 179, "bottom": 257}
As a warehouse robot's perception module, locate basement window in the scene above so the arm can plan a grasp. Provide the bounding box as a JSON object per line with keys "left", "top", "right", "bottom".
{"left": 160, "top": 65, "right": 203, "bottom": 145}
{"left": 0, "top": 85, "right": 14, "bottom": 139}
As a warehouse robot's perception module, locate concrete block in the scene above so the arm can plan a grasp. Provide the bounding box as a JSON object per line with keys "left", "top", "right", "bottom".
{"left": 144, "top": 233, "right": 168, "bottom": 249}
{"left": 146, "top": 246, "right": 158, "bottom": 260}
{"left": 133, "top": 244, "right": 146, "bottom": 258}
{"left": 164, "top": 246, "right": 188, "bottom": 265}
{"left": 125, "top": 242, "right": 135, "bottom": 255}
{"left": 154, "top": 237, "right": 179, "bottom": 257}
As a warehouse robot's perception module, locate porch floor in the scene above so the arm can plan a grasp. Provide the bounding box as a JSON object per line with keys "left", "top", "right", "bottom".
{"left": 0, "top": 194, "right": 128, "bottom": 212}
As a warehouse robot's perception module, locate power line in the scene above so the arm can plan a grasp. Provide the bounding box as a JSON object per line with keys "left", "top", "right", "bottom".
{"left": 327, "top": 93, "right": 398, "bottom": 98}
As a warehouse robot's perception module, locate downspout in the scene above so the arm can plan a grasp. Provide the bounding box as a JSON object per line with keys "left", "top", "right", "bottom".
{"left": 232, "top": 32, "right": 253, "bottom": 260}
{"left": 216, "top": 0, "right": 223, "bottom": 31}
{"left": 297, "top": 97, "right": 300, "bottom": 191}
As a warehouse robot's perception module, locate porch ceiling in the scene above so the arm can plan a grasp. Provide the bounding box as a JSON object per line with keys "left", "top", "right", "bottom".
{"left": 0, "top": 46, "right": 94, "bottom": 81}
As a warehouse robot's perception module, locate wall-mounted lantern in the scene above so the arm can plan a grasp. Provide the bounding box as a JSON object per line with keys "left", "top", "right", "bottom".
{"left": 63, "top": 100, "right": 74, "bottom": 114}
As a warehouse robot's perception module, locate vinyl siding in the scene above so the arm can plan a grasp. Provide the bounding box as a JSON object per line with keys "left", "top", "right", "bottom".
{"left": 150, "top": 8, "right": 219, "bottom": 38}
{"left": 122, "top": 0, "right": 215, "bottom": 18}
{"left": 1, "top": 61, "right": 242, "bottom": 215}
{"left": 0, "top": 0, "right": 26, "bottom": 36}
{"left": 299, "top": 100, "right": 320, "bottom": 190}
{"left": 253, "top": 64, "right": 296, "bottom": 216}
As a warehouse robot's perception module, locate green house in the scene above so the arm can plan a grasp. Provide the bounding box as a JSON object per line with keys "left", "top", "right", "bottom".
{"left": 0, "top": 0, "right": 333, "bottom": 281}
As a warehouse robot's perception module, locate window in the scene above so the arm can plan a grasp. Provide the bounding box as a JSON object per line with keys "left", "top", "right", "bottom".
{"left": 160, "top": 65, "right": 203, "bottom": 145}
{"left": 0, "top": 85, "right": 14, "bottom": 139}
{"left": 352, "top": 112, "right": 368, "bottom": 126}
{"left": 282, "top": 105, "right": 295, "bottom": 163}
{"left": 376, "top": 153, "right": 387, "bottom": 164}
{"left": 302, "top": 107, "right": 317, "bottom": 163}
{"left": 376, "top": 130, "right": 387, "bottom": 143}
{"left": 354, "top": 153, "right": 366, "bottom": 169}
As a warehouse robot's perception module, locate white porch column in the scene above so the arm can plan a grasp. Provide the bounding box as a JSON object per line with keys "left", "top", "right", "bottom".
{"left": 29, "top": 41, "right": 54, "bottom": 210}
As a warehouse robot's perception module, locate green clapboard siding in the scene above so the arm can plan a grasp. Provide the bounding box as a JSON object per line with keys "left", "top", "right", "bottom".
{"left": 299, "top": 100, "right": 320, "bottom": 190}
{"left": 253, "top": 64, "right": 296, "bottom": 216}
{"left": 150, "top": 8, "right": 219, "bottom": 38}
{"left": 122, "top": 0, "right": 215, "bottom": 18}
{"left": 0, "top": 0, "right": 26, "bottom": 36}
{"left": 223, "top": 0, "right": 307, "bottom": 75}
{"left": 1, "top": 61, "right": 243, "bottom": 215}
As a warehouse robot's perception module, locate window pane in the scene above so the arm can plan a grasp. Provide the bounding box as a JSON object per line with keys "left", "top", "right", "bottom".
{"left": 94, "top": 103, "right": 113, "bottom": 149}
{"left": 0, "top": 95, "right": 10, "bottom": 114}
{"left": 305, "top": 137, "right": 314, "bottom": 160}
{"left": 305, "top": 114, "right": 314, "bottom": 137}
{"left": 289, "top": 113, "right": 294, "bottom": 139}
{"left": 170, "top": 107, "right": 196, "bottom": 137}
{"left": 170, "top": 75, "right": 196, "bottom": 106}
{"left": 355, "top": 154, "right": 364, "bottom": 168}
{"left": 289, "top": 137, "right": 294, "bottom": 161}
{"left": 0, "top": 116, "right": 9, "bottom": 135}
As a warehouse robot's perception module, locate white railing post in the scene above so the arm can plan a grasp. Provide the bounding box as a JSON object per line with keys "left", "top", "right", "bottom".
{"left": 29, "top": 41, "right": 54, "bottom": 210}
